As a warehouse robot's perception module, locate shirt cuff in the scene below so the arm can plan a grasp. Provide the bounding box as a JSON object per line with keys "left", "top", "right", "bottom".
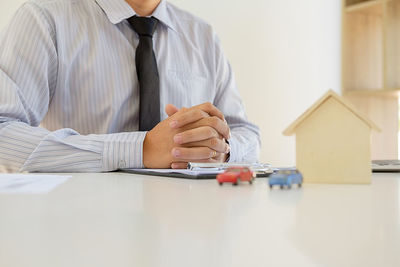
{"left": 226, "top": 135, "right": 240, "bottom": 163}
{"left": 102, "top": 131, "right": 147, "bottom": 171}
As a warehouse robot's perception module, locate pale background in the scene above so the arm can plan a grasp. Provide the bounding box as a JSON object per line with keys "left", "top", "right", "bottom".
{"left": 0, "top": 0, "right": 342, "bottom": 166}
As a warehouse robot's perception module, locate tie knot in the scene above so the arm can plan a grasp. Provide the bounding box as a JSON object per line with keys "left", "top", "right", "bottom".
{"left": 128, "top": 16, "right": 158, "bottom": 37}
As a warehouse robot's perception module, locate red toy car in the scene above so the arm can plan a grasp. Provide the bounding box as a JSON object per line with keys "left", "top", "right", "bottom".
{"left": 217, "top": 167, "right": 254, "bottom": 185}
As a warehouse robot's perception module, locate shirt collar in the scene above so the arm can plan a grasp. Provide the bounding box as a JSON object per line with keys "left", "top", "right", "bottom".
{"left": 95, "top": 0, "right": 177, "bottom": 32}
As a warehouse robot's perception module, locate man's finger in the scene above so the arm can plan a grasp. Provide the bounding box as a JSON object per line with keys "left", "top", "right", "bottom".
{"left": 170, "top": 102, "right": 225, "bottom": 129}
{"left": 194, "top": 102, "right": 225, "bottom": 122}
{"left": 174, "top": 126, "right": 219, "bottom": 145}
{"left": 165, "top": 104, "right": 180, "bottom": 117}
{"left": 182, "top": 138, "right": 230, "bottom": 154}
{"left": 171, "top": 147, "right": 221, "bottom": 160}
{"left": 169, "top": 108, "right": 209, "bottom": 128}
{"left": 189, "top": 116, "right": 230, "bottom": 140}
{"left": 171, "top": 162, "right": 189, "bottom": 169}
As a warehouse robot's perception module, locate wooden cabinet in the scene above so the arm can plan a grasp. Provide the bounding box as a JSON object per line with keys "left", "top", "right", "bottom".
{"left": 342, "top": 0, "right": 399, "bottom": 159}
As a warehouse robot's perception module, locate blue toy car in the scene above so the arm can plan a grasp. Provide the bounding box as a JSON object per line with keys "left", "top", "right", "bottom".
{"left": 269, "top": 169, "right": 303, "bottom": 189}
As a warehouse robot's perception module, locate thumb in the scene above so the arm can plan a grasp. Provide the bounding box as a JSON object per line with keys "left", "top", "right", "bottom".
{"left": 165, "top": 104, "right": 180, "bottom": 117}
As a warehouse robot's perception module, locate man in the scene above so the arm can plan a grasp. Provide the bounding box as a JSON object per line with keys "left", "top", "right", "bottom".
{"left": 0, "top": 0, "right": 260, "bottom": 172}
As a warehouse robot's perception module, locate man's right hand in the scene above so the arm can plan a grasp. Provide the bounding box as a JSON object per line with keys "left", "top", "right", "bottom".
{"left": 143, "top": 103, "right": 230, "bottom": 169}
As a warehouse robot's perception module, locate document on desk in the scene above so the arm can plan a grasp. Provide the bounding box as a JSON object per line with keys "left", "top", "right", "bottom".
{"left": 0, "top": 174, "right": 71, "bottom": 194}
{"left": 122, "top": 168, "right": 224, "bottom": 179}
{"left": 122, "top": 162, "right": 273, "bottom": 179}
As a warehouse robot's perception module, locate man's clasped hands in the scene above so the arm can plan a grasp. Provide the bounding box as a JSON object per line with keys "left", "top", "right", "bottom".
{"left": 143, "top": 102, "right": 231, "bottom": 169}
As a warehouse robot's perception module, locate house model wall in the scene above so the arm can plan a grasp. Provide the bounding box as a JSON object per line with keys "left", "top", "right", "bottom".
{"left": 283, "top": 90, "right": 380, "bottom": 184}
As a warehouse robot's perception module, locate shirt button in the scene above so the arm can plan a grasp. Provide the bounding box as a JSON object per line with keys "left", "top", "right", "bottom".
{"left": 118, "top": 160, "right": 126, "bottom": 168}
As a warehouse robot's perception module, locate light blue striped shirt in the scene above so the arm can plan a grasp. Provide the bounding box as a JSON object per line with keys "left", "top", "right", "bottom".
{"left": 0, "top": 0, "right": 260, "bottom": 172}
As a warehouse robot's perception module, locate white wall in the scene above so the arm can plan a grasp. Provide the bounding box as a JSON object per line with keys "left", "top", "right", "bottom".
{"left": 0, "top": 0, "right": 342, "bottom": 166}
{"left": 0, "top": 0, "right": 26, "bottom": 29}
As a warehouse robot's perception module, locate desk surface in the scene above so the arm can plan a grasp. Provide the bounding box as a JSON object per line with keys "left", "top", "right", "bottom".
{"left": 0, "top": 172, "right": 399, "bottom": 267}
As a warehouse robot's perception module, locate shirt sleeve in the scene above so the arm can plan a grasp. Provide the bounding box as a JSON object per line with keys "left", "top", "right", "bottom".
{"left": 212, "top": 32, "right": 261, "bottom": 163}
{"left": 0, "top": 3, "right": 145, "bottom": 172}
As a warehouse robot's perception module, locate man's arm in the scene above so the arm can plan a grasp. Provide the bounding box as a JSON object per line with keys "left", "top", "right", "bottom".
{"left": 0, "top": 3, "right": 232, "bottom": 172}
{"left": 0, "top": 3, "right": 145, "bottom": 172}
{"left": 212, "top": 33, "right": 261, "bottom": 163}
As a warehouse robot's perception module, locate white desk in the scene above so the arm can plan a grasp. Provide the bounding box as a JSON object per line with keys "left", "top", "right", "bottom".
{"left": 0, "top": 172, "right": 399, "bottom": 267}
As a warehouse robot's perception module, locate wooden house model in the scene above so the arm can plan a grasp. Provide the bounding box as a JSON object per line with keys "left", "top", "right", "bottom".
{"left": 283, "top": 90, "right": 380, "bottom": 184}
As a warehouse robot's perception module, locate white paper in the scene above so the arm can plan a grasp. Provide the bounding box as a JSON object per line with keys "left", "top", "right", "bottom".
{"left": 0, "top": 174, "right": 71, "bottom": 194}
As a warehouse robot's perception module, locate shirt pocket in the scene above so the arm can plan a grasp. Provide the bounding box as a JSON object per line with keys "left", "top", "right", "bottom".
{"left": 164, "top": 69, "right": 215, "bottom": 108}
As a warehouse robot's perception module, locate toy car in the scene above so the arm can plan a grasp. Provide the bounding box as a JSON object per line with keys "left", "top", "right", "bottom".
{"left": 217, "top": 167, "right": 254, "bottom": 185}
{"left": 269, "top": 169, "right": 303, "bottom": 189}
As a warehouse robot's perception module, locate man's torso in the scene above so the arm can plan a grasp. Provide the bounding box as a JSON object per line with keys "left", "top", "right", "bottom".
{"left": 34, "top": 0, "right": 218, "bottom": 134}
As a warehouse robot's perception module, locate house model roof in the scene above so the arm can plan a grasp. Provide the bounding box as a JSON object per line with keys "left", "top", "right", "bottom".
{"left": 283, "top": 90, "right": 381, "bottom": 136}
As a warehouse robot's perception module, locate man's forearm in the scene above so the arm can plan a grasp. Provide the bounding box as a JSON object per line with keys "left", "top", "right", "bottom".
{"left": 0, "top": 122, "right": 146, "bottom": 172}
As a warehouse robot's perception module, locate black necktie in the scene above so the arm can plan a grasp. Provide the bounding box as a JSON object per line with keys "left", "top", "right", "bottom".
{"left": 128, "top": 16, "right": 160, "bottom": 131}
